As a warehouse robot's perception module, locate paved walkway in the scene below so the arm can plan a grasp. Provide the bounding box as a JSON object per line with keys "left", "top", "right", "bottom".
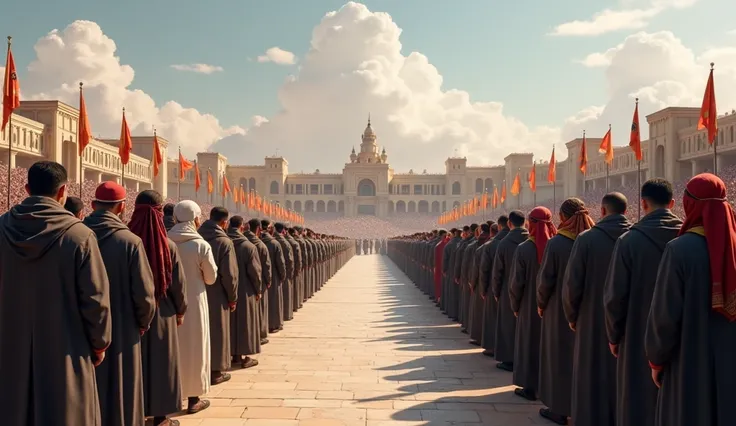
{"left": 174, "top": 255, "right": 546, "bottom": 426}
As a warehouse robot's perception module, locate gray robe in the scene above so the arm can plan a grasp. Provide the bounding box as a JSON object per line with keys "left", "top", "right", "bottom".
{"left": 0, "top": 197, "right": 112, "bottom": 426}
{"left": 199, "top": 220, "right": 239, "bottom": 371}
{"left": 274, "top": 233, "right": 295, "bottom": 321}
{"left": 603, "top": 209, "right": 681, "bottom": 426}
{"left": 245, "top": 230, "right": 271, "bottom": 338}
{"left": 260, "top": 233, "right": 287, "bottom": 331}
{"left": 459, "top": 237, "right": 478, "bottom": 328}
{"left": 84, "top": 210, "right": 156, "bottom": 426}
{"left": 468, "top": 234, "right": 490, "bottom": 342}
{"left": 141, "top": 239, "right": 188, "bottom": 417}
{"left": 536, "top": 233, "right": 575, "bottom": 416}
{"left": 479, "top": 227, "right": 509, "bottom": 351}
{"left": 645, "top": 232, "right": 736, "bottom": 426}
{"left": 227, "top": 228, "right": 262, "bottom": 356}
{"left": 509, "top": 239, "right": 542, "bottom": 392}
{"left": 492, "top": 227, "right": 528, "bottom": 363}
{"left": 285, "top": 234, "right": 303, "bottom": 312}
{"left": 441, "top": 236, "right": 462, "bottom": 314}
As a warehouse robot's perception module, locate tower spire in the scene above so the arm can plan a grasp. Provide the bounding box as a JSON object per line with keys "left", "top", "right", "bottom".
{"left": 368, "top": 112, "right": 371, "bottom": 126}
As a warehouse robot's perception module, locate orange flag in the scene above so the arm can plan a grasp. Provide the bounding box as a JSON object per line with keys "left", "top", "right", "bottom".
{"left": 207, "top": 169, "right": 214, "bottom": 194}
{"left": 698, "top": 64, "right": 717, "bottom": 144}
{"left": 501, "top": 181, "right": 507, "bottom": 203}
{"left": 248, "top": 190, "right": 255, "bottom": 209}
{"left": 178, "top": 150, "right": 193, "bottom": 181}
{"left": 222, "top": 174, "right": 231, "bottom": 196}
{"left": 240, "top": 186, "right": 246, "bottom": 206}
{"left": 629, "top": 99, "right": 642, "bottom": 161}
{"left": 119, "top": 109, "right": 133, "bottom": 165}
{"left": 529, "top": 163, "right": 537, "bottom": 192}
{"left": 579, "top": 131, "right": 588, "bottom": 175}
{"left": 152, "top": 131, "right": 163, "bottom": 177}
{"left": 78, "top": 83, "right": 91, "bottom": 156}
{"left": 511, "top": 172, "right": 521, "bottom": 196}
{"left": 2, "top": 41, "right": 20, "bottom": 132}
{"left": 599, "top": 125, "right": 613, "bottom": 165}
{"left": 548, "top": 147, "right": 556, "bottom": 183}
{"left": 233, "top": 186, "right": 239, "bottom": 204}
{"left": 194, "top": 161, "right": 201, "bottom": 192}
{"left": 481, "top": 191, "right": 488, "bottom": 209}
{"left": 492, "top": 186, "right": 499, "bottom": 209}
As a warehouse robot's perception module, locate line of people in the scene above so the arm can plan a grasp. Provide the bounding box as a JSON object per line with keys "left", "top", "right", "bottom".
{"left": 0, "top": 160, "right": 355, "bottom": 426}
{"left": 387, "top": 174, "right": 736, "bottom": 426}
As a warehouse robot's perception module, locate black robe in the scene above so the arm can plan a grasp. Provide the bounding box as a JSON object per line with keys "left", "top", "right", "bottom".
{"left": 562, "top": 214, "right": 631, "bottom": 426}
{"left": 479, "top": 227, "right": 509, "bottom": 351}
{"left": 603, "top": 209, "right": 682, "bottom": 426}
{"left": 286, "top": 234, "right": 303, "bottom": 311}
{"left": 441, "top": 236, "right": 462, "bottom": 314}
{"left": 645, "top": 231, "right": 736, "bottom": 426}
{"left": 459, "top": 237, "right": 478, "bottom": 328}
{"left": 227, "top": 228, "right": 263, "bottom": 356}
{"left": 509, "top": 239, "right": 542, "bottom": 392}
{"left": 468, "top": 233, "right": 490, "bottom": 342}
{"left": 492, "top": 227, "right": 528, "bottom": 363}
{"left": 245, "top": 231, "right": 272, "bottom": 338}
{"left": 275, "top": 233, "right": 295, "bottom": 321}
{"left": 199, "top": 220, "right": 239, "bottom": 372}
{"left": 260, "top": 233, "right": 286, "bottom": 331}
{"left": 536, "top": 233, "right": 575, "bottom": 416}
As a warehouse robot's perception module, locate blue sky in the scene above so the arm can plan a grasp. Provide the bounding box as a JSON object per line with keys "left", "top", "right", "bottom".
{"left": 1, "top": 0, "right": 734, "bottom": 170}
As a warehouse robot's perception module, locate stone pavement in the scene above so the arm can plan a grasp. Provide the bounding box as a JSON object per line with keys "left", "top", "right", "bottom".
{"left": 172, "top": 254, "right": 549, "bottom": 426}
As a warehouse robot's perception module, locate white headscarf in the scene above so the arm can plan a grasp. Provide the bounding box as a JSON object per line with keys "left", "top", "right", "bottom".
{"left": 169, "top": 200, "right": 202, "bottom": 239}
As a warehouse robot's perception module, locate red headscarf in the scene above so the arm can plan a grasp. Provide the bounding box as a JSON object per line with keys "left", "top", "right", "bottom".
{"left": 529, "top": 206, "right": 557, "bottom": 263}
{"left": 680, "top": 173, "right": 736, "bottom": 321}
{"left": 128, "top": 204, "right": 173, "bottom": 301}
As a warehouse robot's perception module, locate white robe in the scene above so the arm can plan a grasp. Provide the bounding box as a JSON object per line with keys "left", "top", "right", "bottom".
{"left": 168, "top": 222, "right": 218, "bottom": 397}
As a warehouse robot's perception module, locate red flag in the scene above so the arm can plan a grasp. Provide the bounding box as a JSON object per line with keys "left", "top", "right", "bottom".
{"left": 629, "top": 100, "right": 642, "bottom": 161}
{"left": 698, "top": 64, "right": 717, "bottom": 144}
{"left": 599, "top": 126, "right": 613, "bottom": 165}
{"left": 194, "top": 161, "right": 201, "bottom": 192}
{"left": 529, "top": 163, "right": 537, "bottom": 192}
{"left": 152, "top": 132, "right": 163, "bottom": 177}
{"left": 579, "top": 132, "right": 588, "bottom": 175}
{"left": 2, "top": 42, "right": 20, "bottom": 132}
{"left": 78, "top": 84, "right": 91, "bottom": 155}
{"left": 119, "top": 110, "right": 133, "bottom": 165}
{"left": 548, "top": 147, "right": 557, "bottom": 183}
{"left": 178, "top": 151, "right": 193, "bottom": 181}
{"left": 222, "top": 174, "right": 231, "bottom": 196}
{"left": 207, "top": 169, "right": 214, "bottom": 194}
{"left": 501, "top": 181, "right": 507, "bottom": 203}
{"left": 511, "top": 173, "right": 521, "bottom": 196}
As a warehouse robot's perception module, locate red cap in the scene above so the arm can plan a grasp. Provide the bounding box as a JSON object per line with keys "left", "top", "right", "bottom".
{"left": 94, "top": 181, "right": 127, "bottom": 203}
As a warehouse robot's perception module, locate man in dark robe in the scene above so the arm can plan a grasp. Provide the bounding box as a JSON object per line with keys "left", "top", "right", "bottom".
{"left": 434, "top": 229, "right": 450, "bottom": 304}
{"left": 479, "top": 216, "right": 509, "bottom": 357}
{"left": 509, "top": 207, "right": 556, "bottom": 401}
{"left": 274, "top": 222, "right": 295, "bottom": 321}
{"left": 199, "top": 207, "right": 239, "bottom": 384}
{"left": 459, "top": 224, "right": 480, "bottom": 331}
{"left": 441, "top": 229, "right": 462, "bottom": 315}
{"left": 451, "top": 226, "right": 473, "bottom": 321}
{"left": 603, "top": 179, "right": 681, "bottom": 426}
{"left": 261, "top": 220, "right": 287, "bottom": 332}
{"left": 0, "top": 161, "right": 111, "bottom": 426}
{"left": 245, "top": 218, "right": 272, "bottom": 343}
{"left": 467, "top": 223, "right": 491, "bottom": 344}
{"left": 129, "top": 190, "right": 188, "bottom": 426}
{"left": 83, "top": 181, "right": 156, "bottom": 426}
{"left": 536, "top": 198, "right": 595, "bottom": 425}
{"left": 227, "top": 215, "right": 262, "bottom": 369}
{"left": 64, "top": 195, "right": 84, "bottom": 219}
{"left": 286, "top": 227, "right": 304, "bottom": 312}
{"left": 362, "top": 239, "right": 369, "bottom": 255}
{"left": 492, "top": 210, "right": 528, "bottom": 371}
{"left": 563, "top": 192, "right": 631, "bottom": 426}
{"left": 294, "top": 226, "right": 310, "bottom": 304}
{"left": 645, "top": 173, "right": 736, "bottom": 426}
{"left": 163, "top": 203, "right": 176, "bottom": 231}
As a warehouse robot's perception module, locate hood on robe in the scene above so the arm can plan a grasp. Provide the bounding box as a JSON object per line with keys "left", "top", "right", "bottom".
{"left": 198, "top": 219, "right": 228, "bottom": 241}
{"left": 494, "top": 227, "right": 510, "bottom": 241}
{"left": 592, "top": 213, "right": 632, "bottom": 242}
{"left": 505, "top": 227, "right": 530, "bottom": 244}
{"left": 227, "top": 227, "right": 248, "bottom": 245}
{"left": 1, "top": 196, "right": 81, "bottom": 261}
{"left": 631, "top": 208, "right": 683, "bottom": 252}
{"left": 260, "top": 232, "right": 276, "bottom": 244}
{"left": 168, "top": 221, "right": 204, "bottom": 244}
{"left": 476, "top": 232, "right": 491, "bottom": 246}
{"left": 83, "top": 210, "right": 129, "bottom": 243}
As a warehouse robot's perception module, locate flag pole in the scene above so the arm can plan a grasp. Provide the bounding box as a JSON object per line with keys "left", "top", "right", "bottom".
{"left": 6, "top": 37, "right": 12, "bottom": 210}
{"left": 606, "top": 124, "right": 611, "bottom": 191}
{"left": 710, "top": 63, "right": 718, "bottom": 176}
{"left": 78, "top": 82, "right": 83, "bottom": 199}
{"left": 552, "top": 144, "right": 556, "bottom": 214}
{"left": 120, "top": 107, "right": 126, "bottom": 188}
{"left": 635, "top": 98, "right": 641, "bottom": 220}
{"left": 517, "top": 168, "right": 521, "bottom": 208}
{"left": 177, "top": 146, "right": 181, "bottom": 202}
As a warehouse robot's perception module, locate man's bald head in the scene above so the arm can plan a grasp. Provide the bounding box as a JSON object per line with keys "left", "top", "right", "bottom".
{"left": 602, "top": 192, "right": 628, "bottom": 216}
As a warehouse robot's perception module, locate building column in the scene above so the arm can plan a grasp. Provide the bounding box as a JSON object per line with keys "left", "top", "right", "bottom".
{"left": 691, "top": 160, "right": 698, "bottom": 177}
{"left": 95, "top": 172, "right": 103, "bottom": 183}
{"left": 716, "top": 154, "right": 724, "bottom": 174}
{"left": 621, "top": 174, "right": 627, "bottom": 187}
{"left": 8, "top": 151, "right": 17, "bottom": 168}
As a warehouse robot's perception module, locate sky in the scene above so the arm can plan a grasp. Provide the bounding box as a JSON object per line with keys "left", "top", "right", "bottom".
{"left": 1, "top": 0, "right": 735, "bottom": 172}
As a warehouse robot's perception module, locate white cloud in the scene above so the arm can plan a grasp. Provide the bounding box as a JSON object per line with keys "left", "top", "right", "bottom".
{"left": 17, "top": 20, "right": 243, "bottom": 157}
{"left": 257, "top": 47, "right": 296, "bottom": 65}
{"left": 577, "top": 46, "right": 620, "bottom": 67}
{"left": 550, "top": 0, "right": 697, "bottom": 36}
{"left": 212, "top": 2, "right": 559, "bottom": 172}
{"left": 170, "top": 63, "right": 224, "bottom": 74}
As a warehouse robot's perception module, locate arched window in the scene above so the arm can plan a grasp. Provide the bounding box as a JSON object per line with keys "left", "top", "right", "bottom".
{"left": 327, "top": 201, "right": 337, "bottom": 212}
{"left": 285, "top": 200, "right": 292, "bottom": 210}
{"left": 431, "top": 201, "right": 440, "bottom": 213}
{"left": 357, "top": 179, "right": 376, "bottom": 196}
{"left": 408, "top": 201, "right": 416, "bottom": 213}
{"left": 269, "top": 181, "right": 279, "bottom": 194}
{"left": 248, "top": 177, "right": 256, "bottom": 192}
{"left": 475, "top": 178, "right": 483, "bottom": 194}
{"left": 338, "top": 201, "right": 345, "bottom": 212}
{"left": 305, "top": 200, "right": 315, "bottom": 212}
{"left": 484, "top": 178, "right": 493, "bottom": 193}
{"left": 293, "top": 201, "right": 302, "bottom": 212}
{"left": 452, "top": 181, "right": 461, "bottom": 195}
{"left": 316, "top": 200, "right": 326, "bottom": 212}
{"left": 396, "top": 201, "right": 406, "bottom": 213}
{"left": 418, "top": 200, "right": 429, "bottom": 213}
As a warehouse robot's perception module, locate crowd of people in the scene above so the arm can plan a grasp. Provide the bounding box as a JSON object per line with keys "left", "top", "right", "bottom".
{"left": 387, "top": 173, "right": 736, "bottom": 426}
{"left": 0, "top": 161, "right": 355, "bottom": 426}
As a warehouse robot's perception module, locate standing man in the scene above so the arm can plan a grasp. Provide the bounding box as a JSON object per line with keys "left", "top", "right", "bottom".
{"left": 274, "top": 222, "right": 296, "bottom": 322}
{"left": 286, "top": 228, "right": 304, "bottom": 313}
{"left": 604, "top": 179, "right": 681, "bottom": 426}
{"left": 0, "top": 161, "right": 111, "bottom": 426}
{"left": 260, "top": 220, "right": 287, "bottom": 333}
{"left": 64, "top": 195, "right": 85, "bottom": 219}
{"left": 245, "top": 218, "right": 272, "bottom": 344}
{"left": 199, "top": 207, "right": 239, "bottom": 385}
{"left": 163, "top": 203, "right": 176, "bottom": 231}
{"left": 479, "top": 216, "right": 509, "bottom": 357}
{"left": 83, "top": 181, "right": 156, "bottom": 426}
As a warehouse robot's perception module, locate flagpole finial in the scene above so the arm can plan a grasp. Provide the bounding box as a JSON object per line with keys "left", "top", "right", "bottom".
{"left": 6, "top": 36, "right": 11, "bottom": 46}
{"left": 635, "top": 97, "right": 639, "bottom": 104}
{"left": 609, "top": 123, "right": 612, "bottom": 129}
{"left": 122, "top": 107, "right": 125, "bottom": 114}
{"left": 710, "top": 62, "right": 715, "bottom": 70}
{"left": 79, "top": 81, "right": 83, "bottom": 91}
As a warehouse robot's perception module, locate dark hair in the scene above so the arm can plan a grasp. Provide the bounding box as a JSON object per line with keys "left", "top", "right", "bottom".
{"left": 163, "top": 203, "right": 175, "bottom": 216}
{"left": 641, "top": 178, "right": 674, "bottom": 207}
{"left": 462, "top": 225, "right": 470, "bottom": 232}
{"left": 470, "top": 223, "right": 479, "bottom": 231}
{"left": 27, "top": 161, "right": 67, "bottom": 197}
{"left": 64, "top": 196, "right": 84, "bottom": 215}
{"left": 209, "top": 206, "right": 229, "bottom": 222}
{"left": 449, "top": 228, "right": 458, "bottom": 233}
{"left": 438, "top": 229, "right": 448, "bottom": 236}
{"left": 135, "top": 190, "right": 163, "bottom": 206}
{"left": 480, "top": 223, "right": 490, "bottom": 233}
{"left": 497, "top": 215, "right": 509, "bottom": 226}
{"left": 486, "top": 220, "right": 495, "bottom": 226}
{"left": 602, "top": 192, "right": 628, "bottom": 215}
{"left": 491, "top": 223, "right": 499, "bottom": 234}
{"left": 229, "top": 215, "right": 244, "bottom": 228}
{"left": 248, "top": 218, "right": 262, "bottom": 231}
{"left": 261, "top": 219, "right": 273, "bottom": 229}
{"left": 274, "top": 222, "right": 286, "bottom": 232}
{"left": 509, "top": 210, "right": 525, "bottom": 227}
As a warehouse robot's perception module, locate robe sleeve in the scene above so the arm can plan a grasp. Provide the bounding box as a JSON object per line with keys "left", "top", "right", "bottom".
{"left": 479, "top": 245, "right": 492, "bottom": 296}
{"left": 292, "top": 243, "right": 302, "bottom": 274}
{"left": 603, "top": 237, "right": 631, "bottom": 345}
{"left": 200, "top": 243, "right": 218, "bottom": 285}
{"left": 220, "top": 241, "right": 239, "bottom": 303}
{"left": 284, "top": 243, "right": 295, "bottom": 279}
{"left": 246, "top": 245, "right": 263, "bottom": 295}
{"left": 274, "top": 243, "right": 287, "bottom": 281}
{"left": 76, "top": 232, "right": 112, "bottom": 353}
{"left": 644, "top": 243, "right": 684, "bottom": 370}
{"left": 169, "top": 242, "right": 188, "bottom": 316}
{"left": 442, "top": 244, "right": 452, "bottom": 275}
{"left": 130, "top": 242, "right": 156, "bottom": 330}
{"left": 536, "top": 240, "right": 556, "bottom": 311}
{"left": 509, "top": 247, "right": 525, "bottom": 314}
{"left": 469, "top": 247, "right": 480, "bottom": 289}
{"left": 261, "top": 246, "right": 273, "bottom": 286}
{"left": 454, "top": 245, "right": 464, "bottom": 281}
{"left": 562, "top": 235, "right": 587, "bottom": 324}
{"left": 490, "top": 246, "right": 505, "bottom": 299}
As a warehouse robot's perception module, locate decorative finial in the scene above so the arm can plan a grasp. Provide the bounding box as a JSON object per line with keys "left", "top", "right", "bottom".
{"left": 122, "top": 107, "right": 126, "bottom": 114}
{"left": 635, "top": 97, "right": 639, "bottom": 104}
{"left": 710, "top": 62, "right": 715, "bottom": 70}
{"left": 368, "top": 113, "right": 371, "bottom": 126}
{"left": 79, "top": 82, "right": 83, "bottom": 90}
{"left": 609, "top": 123, "right": 612, "bottom": 129}
{"left": 7, "top": 36, "right": 11, "bottom": 46}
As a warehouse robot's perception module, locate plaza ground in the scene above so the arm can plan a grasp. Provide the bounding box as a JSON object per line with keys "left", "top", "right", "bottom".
{"left": 171, "top": 255, "right": 548, "bottom": 426}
